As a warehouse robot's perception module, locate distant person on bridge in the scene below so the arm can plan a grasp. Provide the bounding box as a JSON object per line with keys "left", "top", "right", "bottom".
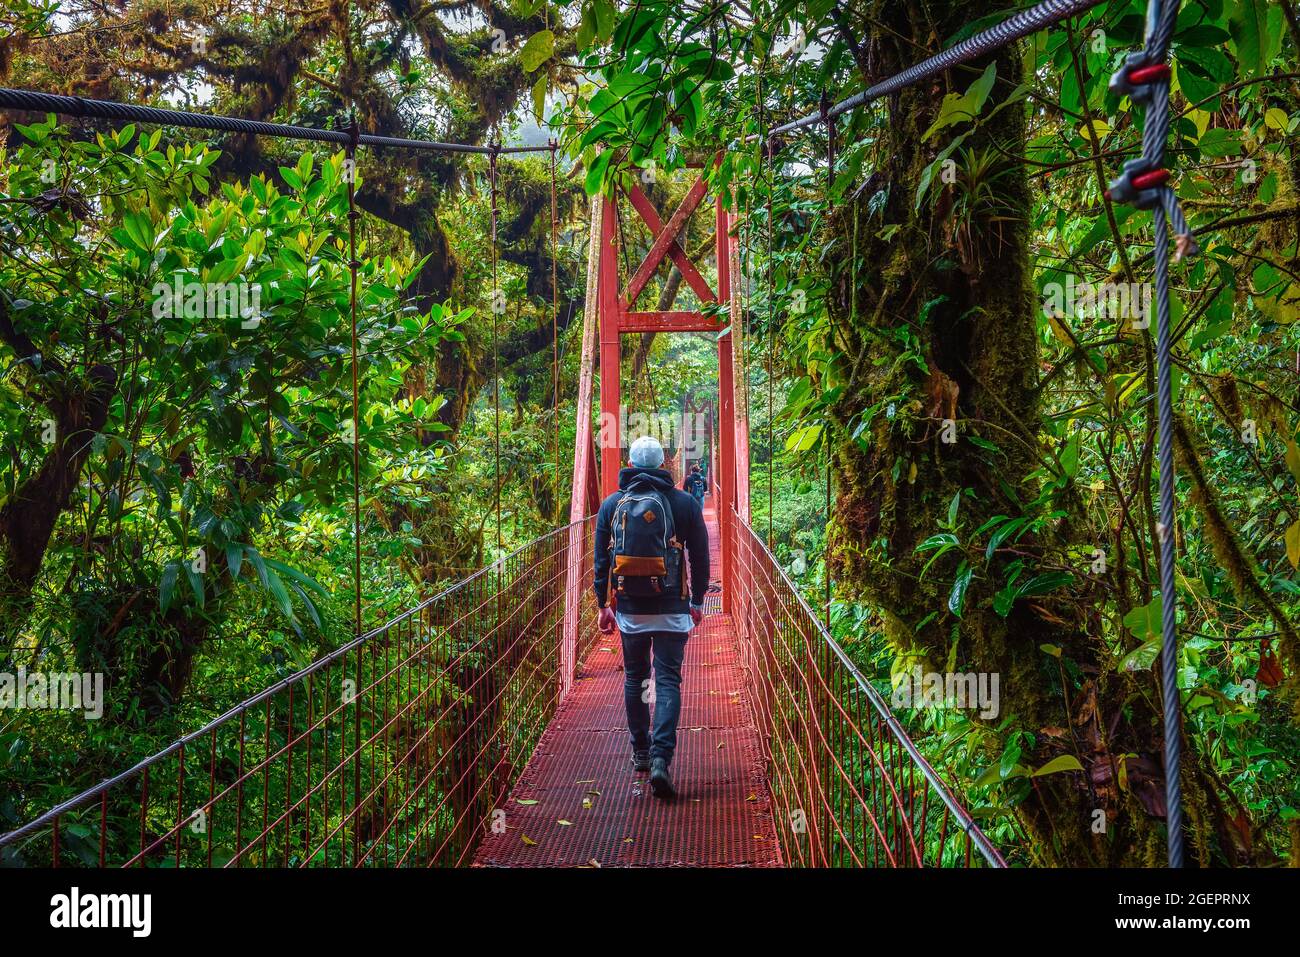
{"left": 683, "top": 465, "right": 707, "bottom": 505}
{"left": 594, "top": 434, "right": 710, "bottom": 799}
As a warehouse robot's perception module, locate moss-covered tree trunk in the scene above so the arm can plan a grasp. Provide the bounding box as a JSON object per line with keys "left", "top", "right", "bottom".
{"left": 826, "top": 0, "right": 1250, "bottom": 865}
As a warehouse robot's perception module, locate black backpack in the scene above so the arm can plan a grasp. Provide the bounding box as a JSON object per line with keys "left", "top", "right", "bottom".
{"left": 610, "top": 481, "right": 686, "bottom": 599}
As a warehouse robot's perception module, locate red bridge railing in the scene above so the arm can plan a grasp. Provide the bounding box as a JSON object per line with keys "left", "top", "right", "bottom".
{"left": 0, "top": 518, "right": 597, "bottom": 868}
{"left": 3, "top": 509, "right": 1001, "bottom": 868}
{"left": 730, "top": 514, "right": 1005, "bottom": 867}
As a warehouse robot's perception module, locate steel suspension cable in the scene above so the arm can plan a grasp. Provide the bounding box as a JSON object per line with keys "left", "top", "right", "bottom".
{"left": 345, "top": 119, "right": 362, "bottom": 637}
{"left": 765, "top": 136, "right": 775, "bottom": 552}
{"left": 757, "top": 70, "right": 775, "bottom": 552}
{"left": 744, "top": 147, "right": 757, "bottom": 503}
{"left": 766, "top": 0, "right": 1108, "bottom": 138}
{"left": 1104, "top": 0, "right": 1195, "bottom": 869}
{"left": 0, "top": 87, "right": 552, "bottom": 154}
{"left": 550, "top": 140, "right": 561, "bottom": 524}
{"left": 343, "top": 2, "right": 364, "bottom": 868}
{"left": 489, "top": 145, "right": 503, "bottom": 559}
{"left": 822, "top": 92, "right": 836, "bottom": 632}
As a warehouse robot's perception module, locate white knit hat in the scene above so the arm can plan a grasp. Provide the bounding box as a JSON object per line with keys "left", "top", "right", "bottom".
{"left": 628, "top": 434, "right": 665, "bottom": 468}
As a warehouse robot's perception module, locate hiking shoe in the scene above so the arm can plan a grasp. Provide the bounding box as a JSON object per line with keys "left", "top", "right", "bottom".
{"left": 632, "top": 751, "right": 651, "bottom": 772}
{"left": 649, "top": 757, "right": 676, "bottom": 799}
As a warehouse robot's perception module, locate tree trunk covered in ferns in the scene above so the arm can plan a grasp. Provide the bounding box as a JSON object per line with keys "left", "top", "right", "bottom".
{"left": 826, "top": 0, "right": 1254, "bottom": 865}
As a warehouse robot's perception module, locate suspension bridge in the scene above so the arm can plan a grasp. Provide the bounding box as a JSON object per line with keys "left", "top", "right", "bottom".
{"left": 0, "top": 0, "right": 1195, "bottom": 868}
{"left": 0, "top": 181, "right": 1004, "bottom": 867}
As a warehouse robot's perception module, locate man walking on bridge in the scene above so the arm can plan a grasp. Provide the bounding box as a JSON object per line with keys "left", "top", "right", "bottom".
{"left": 683, "top": 464, "right": 707, "bottom": 506}
{"left": 594, "top": 434, "right": 710, "bottom": 799}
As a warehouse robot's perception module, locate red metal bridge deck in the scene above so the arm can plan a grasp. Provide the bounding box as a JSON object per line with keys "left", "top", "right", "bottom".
{"left": 474, "top": 509, "right": 781, "bottom": 867}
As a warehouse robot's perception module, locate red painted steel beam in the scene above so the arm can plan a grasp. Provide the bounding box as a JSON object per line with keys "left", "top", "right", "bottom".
{"left": 621, "top": 173, "right": 709, "bottom": 310}
{"left": 619, "top": 310, "right": 723, "bottom": 333}
{"left": 623, "top": 184, "right": 716, "bottom": 305}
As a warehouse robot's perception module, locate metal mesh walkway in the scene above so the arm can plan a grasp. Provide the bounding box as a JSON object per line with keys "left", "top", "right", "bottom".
{"left": 0, "top": 503, "right": 1003, "bottom": 868}
{"left": 473, "top": 508, "right": 782, "bottom": 867}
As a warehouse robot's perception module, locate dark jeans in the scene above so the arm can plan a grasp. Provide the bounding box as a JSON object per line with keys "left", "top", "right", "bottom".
{"left": 622, "top": 630, "right": 689, "bottom": 764}
{"left": 691, "top": 490, "right": 705, "bottom": 506}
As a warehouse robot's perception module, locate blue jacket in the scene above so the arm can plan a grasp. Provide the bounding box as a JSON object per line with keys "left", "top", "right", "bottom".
{"left": 593, "top": 467, "right": 710, "bottom": 614}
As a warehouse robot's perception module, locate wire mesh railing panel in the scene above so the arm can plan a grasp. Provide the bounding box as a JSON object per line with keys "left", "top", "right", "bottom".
{"left": 0, "top": 517, "right": 596, "bottom": 868}
{"left": 731, "top": 516, "right": 1004, "bottom": 868}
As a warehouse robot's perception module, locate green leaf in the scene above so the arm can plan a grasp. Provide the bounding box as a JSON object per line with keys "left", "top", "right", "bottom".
{"left": 531, "top": 74, "right": 548, "bottom": 123}
{"left": 785, "top": 423, "right": 823, "bottom": 453}
{"left": 159, "top": 561, "right": 180, "bottom": 613}
{"left": 914, "top": 132, "right": 969, "bottom": 209}
{"left": 122, "top": 210, "right": 155, "bottom": 252}
{"left": 1119, "top": 636, "right": 1162, "bottom": 672}
{"left": 262, "top": 557, "right": 331, "bottom": 598}
{"left": 1228, "top": 0, "right": 1283, "bottom": 78}
{"left": 1019, "top": 571, "right": 1074, "bottom": 597}
{"left": 1177, "top": 44, "right": 1234, "bottom": 84}
{"left": 917, "top": 533, "right": 961, "bottom": 577}
{"left": 1122, "top": 595, "right": 1163, "bottom": 643}
{"left": 948, "top": 560, "right": 973, "bottom": 618}
{"left": 584, "top": 149, "right": 612, "bottom": 195}
{"left": 226, "top": 544, "right": 244, "bottom": 580}
{"left": 279, "top": 165, "right": 303, "bottom": 191}
{"left": 184, "top": 563, "right": 205, "bottom": 610}
{"left": 521, "top": 30, "right": 555, "bottom": 72}
{"left": 1264, "top": 108, "right": 1290, "bottom": 133}
{"left": 999, "top": 741, "right": 1023, "bottom": 780}
{"left": 592, "top": 0, "right": 615, "bottom": 42}
{"left": 921, "top": 63, "right": 997, "bottom": 142}
{"left": 1174, "top": 61, "right": 1218, "bottom": 108}
{"left": 577, "top": 4, "right": 597, "bottom": 49}
{"left": 1059, "top": 432, "right": 1081, "bottom": 479}
{"left": 1031, "top": 755, "right": 1084, "bottom": 777}
{"left": 1197, "top": 127, "right": 1243, "bottom": 159}
{"left": 985, "top": 516, "right": 1028, "bottom": 561}
{"left": 288, "top": 583, "right": 322, "bottom": 629}
{"left": 1286, "top": 441, "right": 1300, "bottom": 486}
{"left": 263, "top": 567, "right": 294, "bottom": 619}
{"left": 917, "top": 533, "right": 959, "bottom": 552}
{"left": 245, "top": 546, "right": 269, "bottom": 587}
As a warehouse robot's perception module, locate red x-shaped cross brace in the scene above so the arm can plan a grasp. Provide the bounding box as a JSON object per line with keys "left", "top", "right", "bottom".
{"left": 621, "top": 175, "right": 717, "bottom": 309}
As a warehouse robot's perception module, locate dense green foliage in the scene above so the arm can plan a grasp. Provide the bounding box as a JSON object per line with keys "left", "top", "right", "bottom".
{"left": 2, "top": 0, "right": 1299, "bottom": 867}
{"left": 551, "top": 0, "right": 1300, "bottom": 864}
